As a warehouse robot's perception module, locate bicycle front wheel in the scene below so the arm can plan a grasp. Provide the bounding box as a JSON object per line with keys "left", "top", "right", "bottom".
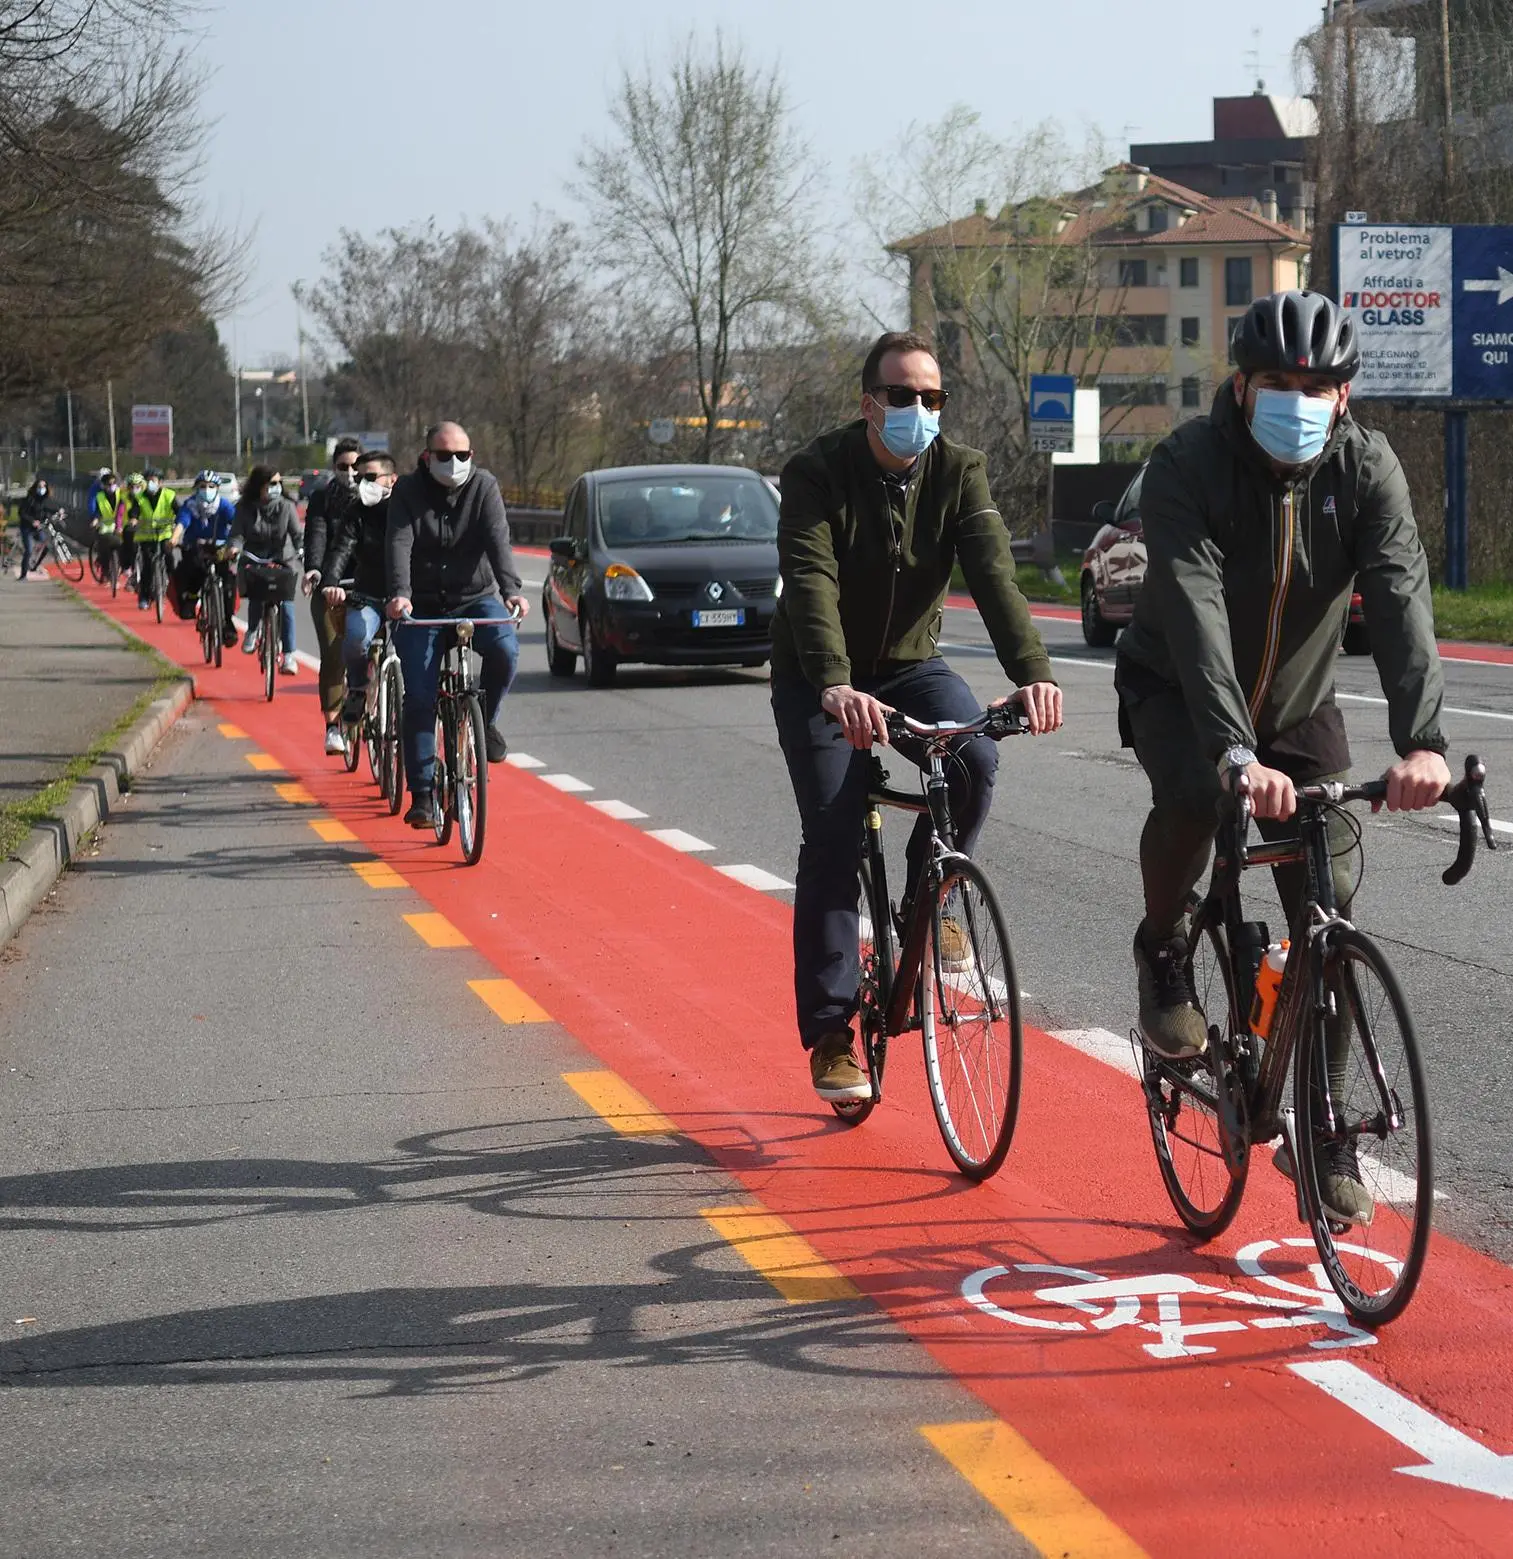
{"left": 432, "top": 708, "right": 454, "bottom": 846}
{"left": 262, "top": 609, "right": 277, "bottom": 702}
{"left": 197, "top": 596, "right": 213, "bottom": 664}
{"left": 454, "top": 695, "right": 487, "bottom": 864}
{"left": 89, "top": 541, "right": 106, "bottom": 584}
{"left": 153, "top": 555, "right": 165, "bottom": 621}
{"left": 58, "top": 538, "right": 85, "bottom": 583}
{"left": 210, "top": 586, "right": 224, "bottom": 668}
{"left": 1144, "top": 915, "right": 1250, "bottom": 1236}
{"left": 381, "top": 660, "right": 404, "bottom": 814}
{"left": 922, "top": 859, "right": 1022, "bottom": 1180}
{"left": 108, "top": 548, "right": 120, "bottom": 599}
{"left": 1295, "top": 927, "right": 1432, "bottom": 1326}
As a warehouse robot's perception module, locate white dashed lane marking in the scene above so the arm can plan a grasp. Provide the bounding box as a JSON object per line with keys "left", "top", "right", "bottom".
{"left": 506, "top": 752, "right": 546, "bottom": 770}
{"left": 589, "top": 799, "right": 650, "bottom": 821}
{"left": 717, "top": 864, "right": 794, "bottom": 891}
{"left": 647, "top": 828, "right": 715, "bottom": 853}
{"left": 541, "top": 773, "right": 594, "bottom": 793}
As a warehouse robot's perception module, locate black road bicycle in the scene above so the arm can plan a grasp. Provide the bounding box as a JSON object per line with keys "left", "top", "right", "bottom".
{"left": 842, "top": 705, "right": 1029, "bottom": 1181}
{"left": 1139, "top": 756, "right": 1494, "bottom": 1325}
{"left": 33, "top": 512, "right": 85, "bottom": 582}
{"left": 396, "top": 610, "right": 520, "bottom": 866}
{"left": 240, "top": 552, "right": 294, "bottom": 703}
{"left": 195, "top": 542, "right": 232, "bottom": 669}
{"left": 333, "top": 585, "right": 396, "bottom": 783}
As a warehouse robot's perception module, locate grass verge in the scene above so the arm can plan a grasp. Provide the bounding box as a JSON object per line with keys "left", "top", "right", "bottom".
{"left": 1430, "top": 582, "right": 1513, "bottom": 645}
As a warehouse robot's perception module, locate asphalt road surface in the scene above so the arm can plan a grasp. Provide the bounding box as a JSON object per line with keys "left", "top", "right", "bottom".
{"left": 1, "top": 565, "right": 1509, "bottom": 1557}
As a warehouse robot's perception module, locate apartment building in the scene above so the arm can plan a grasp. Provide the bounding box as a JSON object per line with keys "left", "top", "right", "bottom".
{"left": 889, "top": 163, "right": 1311, "bottom": 445}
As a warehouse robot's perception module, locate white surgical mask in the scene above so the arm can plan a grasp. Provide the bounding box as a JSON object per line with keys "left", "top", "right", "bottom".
{"left": 358, "top": 478, "right": 386, "bottom": 507}
{"left": 146, "top": 480, "right": 159, "bottom": 494}
{"left": 428, "top": 453, "right": 472, "bottom": 489}
{"left": 266, "top": 482, "right": 283, "bottom": 500}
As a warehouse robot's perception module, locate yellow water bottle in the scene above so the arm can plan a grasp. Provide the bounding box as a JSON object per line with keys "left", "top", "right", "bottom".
{"left": 1249, "top": 940, "right": 1289, "bottom": 1038}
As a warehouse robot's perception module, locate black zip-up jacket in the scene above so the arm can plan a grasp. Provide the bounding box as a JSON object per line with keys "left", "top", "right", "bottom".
{"left": 229, "top": 496, "right": 303, "bottom": 567}
{"left": 323, "top": 497, "right": 389, "bottom": 600}
{"left": 303, "top": 478, "right": 356, "bottom": 574}
{"left": 385, "top": 464, "right": 521, "bottom": 611}
{"left": 20, "top": 487, "right": 60, "bottom": 526}
{"left": 1118, "top": 386, "right": 1446, "bottom": 768}
{"left": 771, "top": 421, "right": 1053, "bottom": 690}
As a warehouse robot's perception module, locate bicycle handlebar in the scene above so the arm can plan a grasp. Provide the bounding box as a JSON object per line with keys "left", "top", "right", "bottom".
{"left": 884, "top": 706, "right": 1031, "bottom": 744}
{"left": 1231, "top": 753, "right": 1495, "bottom": 887}
{"left": 395, "top": 607, "right": 525, "bottom": 628}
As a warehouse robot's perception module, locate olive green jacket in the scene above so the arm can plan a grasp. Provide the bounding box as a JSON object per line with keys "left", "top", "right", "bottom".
{"left": 1119, "top": 387, "right": 1447, "bottom": 765}
{"left": 771, "top": 421, "right": 1053, "bottom": 691}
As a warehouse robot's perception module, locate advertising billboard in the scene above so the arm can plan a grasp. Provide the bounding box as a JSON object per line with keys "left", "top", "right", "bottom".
{"left": 1335, "top": 224, "right": 1513, "bottom": 401}
{"left": 131, "top": 404, "right": 173, "bottom": 456}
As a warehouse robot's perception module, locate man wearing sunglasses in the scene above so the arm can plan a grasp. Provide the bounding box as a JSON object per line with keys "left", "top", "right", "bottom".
{"left": 304, "top": 436, "right": 363, "bottom": 755}
{"left": 771, "top": 329, "right": 1064, "bottom": 1104}
{"left": 385, "top": 421, "right": 530, "bottom": 829}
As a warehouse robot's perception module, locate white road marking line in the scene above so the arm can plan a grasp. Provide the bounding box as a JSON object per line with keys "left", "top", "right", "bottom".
{"left": 541, "top": 773, "right": 594, "bottom": 793}
{"left": 717, "top": 863, "right": 794, "bottom": 891}
{"left": 1051, "top": 1027, "right": 1141, "bottom": 1080}
{"left": 1338, "top": 690, "right": 1513, "bottom": 724}
{"left": 646, "top": 827, "right": 715, "bottom": 852}
{"left": 588, "top": 799, "right": 650, "bottom": 820}
{"left": 505, "top": 752, "right": 546, "bottom": 769}
{"left": 1430, "top": 812, "right": 1513, "bottom": 837}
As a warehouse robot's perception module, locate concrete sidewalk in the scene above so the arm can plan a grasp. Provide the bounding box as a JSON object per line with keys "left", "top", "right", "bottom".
{"left": 0, "top": 571, "right": 164, "bottom": 810}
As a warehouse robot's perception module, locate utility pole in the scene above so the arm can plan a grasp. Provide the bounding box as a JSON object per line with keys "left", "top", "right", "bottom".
{"left": 233, "top": 366, "right": 242, "bottom": 463}
{"left": 65, "top": 389, "right": 76, "bottom": 477}
{"left": 1440, "top": 0, "right": 1455, "bottom": 211}
{"left": 106, "top": 377, "right": 118, "bottom": 471}
{"left": 1343, "top": 0, "right": 1357, "bottom": 211}
{"left": 294, "top": 283, "right": 311, "bottom": 444}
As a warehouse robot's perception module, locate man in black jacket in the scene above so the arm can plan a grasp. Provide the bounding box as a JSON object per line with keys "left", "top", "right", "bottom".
{"left": 304, "top": 436, "right": 362, "bottom": 754}
{"left": 321, "top": 449, "right": 397, "bottom": 732}
{"left": 386, "top": 421, "right": 530, "bottom": 828}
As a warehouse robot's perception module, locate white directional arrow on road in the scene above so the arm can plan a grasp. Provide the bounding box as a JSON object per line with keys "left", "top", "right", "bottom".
{"left": 1293, "top": 1360, "right": 1513, "bottom": 1501}
{"left": 1462, "top": 265, "right": 1513, "bottom": 305}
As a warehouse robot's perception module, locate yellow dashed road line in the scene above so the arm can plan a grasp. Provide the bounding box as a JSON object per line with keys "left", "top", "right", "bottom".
{"left": 273, "top": 782, "right": 316, "bottom": 805}
{"left": 350, "top": 859, "right": 408, "bottom": 889}
{"left": 309, "top": 818, "right": 357, "bottom": 843}
{"left": 469, "top": 978, "right": 551, "bottom": 1024}
{"left": 563, "top": 1069, "right": 678, "bottom": 1136}
{"left": 700, "top": 1205, "right": 861, "bottom": 1304}
{"left": 244, "top": 752, "right": 281, "bottom": 772}
{"left": 404, "top": 911, "right": 470, "bottom": 947}
{"left": 920, "top": 1421, "right": 1149, "bottom": 1559}
{"left": 218, "top": 723, "right": 249, "bottom": 739}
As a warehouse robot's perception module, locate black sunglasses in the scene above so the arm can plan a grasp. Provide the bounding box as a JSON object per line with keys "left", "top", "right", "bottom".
{"left": 428, "top": 448, "right": 472, "bottom": 462}
{"left": 868, "top": 384, "right": 950, "bottom": 412}
{"left": 334, "top": 460, "right": 358, "bottom": 472}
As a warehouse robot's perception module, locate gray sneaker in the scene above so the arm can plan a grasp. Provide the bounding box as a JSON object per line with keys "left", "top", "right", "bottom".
{"left": 1274, "top": 1138, "right": 1375, "bottom": 1226}
{"left": 1133, "top": 928, "right": 1208, "bottom": 1059}
{"left": 809, "top": 1031, "right": 870, "bottom": 1103}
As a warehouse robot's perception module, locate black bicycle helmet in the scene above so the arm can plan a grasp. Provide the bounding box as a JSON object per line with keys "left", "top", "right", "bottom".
{"left": 1233, "top": 289, "right": 1360, "bottom": 382}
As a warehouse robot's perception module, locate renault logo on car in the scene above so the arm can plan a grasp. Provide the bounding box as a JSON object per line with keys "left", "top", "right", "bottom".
{"left": 706, "top": 581, "right": 725, "bottom": 603}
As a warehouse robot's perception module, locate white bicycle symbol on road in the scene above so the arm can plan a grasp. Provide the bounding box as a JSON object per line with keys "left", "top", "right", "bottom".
{"left": 963, "top": 1238, "right": 1400, "bottom": 1359}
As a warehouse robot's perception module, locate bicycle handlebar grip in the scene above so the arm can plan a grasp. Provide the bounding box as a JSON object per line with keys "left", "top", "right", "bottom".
{"left": 1442, "top": 753, "right": 1493, "bottom": 887}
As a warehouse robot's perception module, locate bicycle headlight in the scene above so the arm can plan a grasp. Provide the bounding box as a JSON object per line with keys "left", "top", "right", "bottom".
{"left": 603, "top": 562, "right": 654, "bottom": 602}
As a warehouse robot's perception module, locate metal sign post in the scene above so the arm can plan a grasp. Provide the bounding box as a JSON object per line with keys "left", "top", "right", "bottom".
{"left": 1027, "top": 375, "right": 1077, "bottom": 584}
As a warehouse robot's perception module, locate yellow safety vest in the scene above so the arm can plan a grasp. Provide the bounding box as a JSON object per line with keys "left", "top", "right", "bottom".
{"left": 133, "top": 487, "right": 178, "bottom": 541}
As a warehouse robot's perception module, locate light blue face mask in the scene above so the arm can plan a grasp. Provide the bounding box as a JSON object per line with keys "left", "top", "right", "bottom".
{"left": 1249, "top": 387, "right": 1336, "bottom": 466}
{"left": 876, "top": 401, "right": 941, "bottom": 460}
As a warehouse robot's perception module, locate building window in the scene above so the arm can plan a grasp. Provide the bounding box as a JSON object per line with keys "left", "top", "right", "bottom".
{"left": 1225, "top": 256, "right": 1253, "bottom": 307}
{"left": 1179, "top": 257, "right": 1199, "bottom": 288}
{"left": 1181, "top": 376, "right": 1201, "bottom": 408}
{"left": 1118, "top": 258, "right": 1148, "bottom": 288}
{"left": 1180, "top": 317, "right": 1200, "bottom": 347}
{"left": 1146, "top": 204, "right": 1169, "bottom": 233}
{"left": 1101, "top": 379, "right": 1168, "bottom": 408}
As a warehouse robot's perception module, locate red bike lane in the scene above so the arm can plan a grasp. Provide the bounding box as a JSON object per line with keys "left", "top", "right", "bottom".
{"left": 81, "top": 575, "right": 1513, "bottom": 1557}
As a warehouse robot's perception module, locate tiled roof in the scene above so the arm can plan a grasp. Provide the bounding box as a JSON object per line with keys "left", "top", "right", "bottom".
{"left": 889, "top": 164, "right": 1307, "bottom": 254}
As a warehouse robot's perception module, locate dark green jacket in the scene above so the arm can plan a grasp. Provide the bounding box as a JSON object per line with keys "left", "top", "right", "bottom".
{"left": 771, "top": 421, "right": 1053, "bottom": 691}
{"left": 1119, "top": 387, "right": 1446, "bottom": 766}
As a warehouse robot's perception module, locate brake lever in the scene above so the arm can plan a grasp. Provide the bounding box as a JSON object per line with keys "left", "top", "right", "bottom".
{"left": 1442, "top": 753, "right": 1494, "bottom": 887}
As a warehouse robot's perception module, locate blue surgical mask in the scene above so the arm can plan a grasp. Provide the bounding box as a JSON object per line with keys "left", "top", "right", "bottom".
{"left": 875, "top": 402, "right": 940, "bottom": 460}
{"left": 1249, "top": 388, "right": 1336, "bottom": 465}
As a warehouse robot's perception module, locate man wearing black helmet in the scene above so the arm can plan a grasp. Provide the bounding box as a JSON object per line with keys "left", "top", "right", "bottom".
{"left": 1116, "top": 289, "right": 1450, "bottom": 1225}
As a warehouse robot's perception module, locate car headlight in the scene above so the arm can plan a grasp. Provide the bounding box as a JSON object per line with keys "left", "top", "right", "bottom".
{"left": 603, "top": 562, "right": 654, "bottom": 602}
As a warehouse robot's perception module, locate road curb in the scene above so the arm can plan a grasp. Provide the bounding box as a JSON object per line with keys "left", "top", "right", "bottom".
{"left": 0, "top": 675, "right": 196, "bottom": 951}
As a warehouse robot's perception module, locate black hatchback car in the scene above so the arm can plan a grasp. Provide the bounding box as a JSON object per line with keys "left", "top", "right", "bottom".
{"left": 542, "top": 464, "right": 781, "bottom": 685}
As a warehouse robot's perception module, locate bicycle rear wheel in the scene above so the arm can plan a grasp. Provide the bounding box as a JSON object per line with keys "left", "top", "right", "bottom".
{"left": 922, "top": 859, "right": 1021, "bottom": 1180}
{"left": 454, "top": 694, "right": 487, "bottom": 864}
{"left": 432, "top": 707, "right": 455, "bottom": 846}
{"left": 152, "top": 553, "right": 165, "bottom": 621}
{"left": 1295, "top": 927, "right": 1431, "bottom": 1326}
{"left": 365, "top": 665, "right": 383, "bottom": 785}
{"left": 381, "top": 660, "right": 404, "bottom": 814}
{"left": 210, "top": 584, "right": 224, "bottom": 668}
{"left": 89, "top": 540, "right": 106, "bottom": 584}
{"left": 197, "top": 594, "right": 214, "bottom": 664}
{"left": 1143, "top": 915, "right": 1250, "bottom": 1236}
{"left": 57, "top": 537, "right": 85, "bottom": 583}
{"left": 837, "top": 850, "right": 894, "bottom": 1126}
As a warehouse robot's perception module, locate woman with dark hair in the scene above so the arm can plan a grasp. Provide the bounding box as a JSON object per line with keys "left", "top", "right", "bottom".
{"left": 229, "top": 465, "right": 303, "bottom": 673}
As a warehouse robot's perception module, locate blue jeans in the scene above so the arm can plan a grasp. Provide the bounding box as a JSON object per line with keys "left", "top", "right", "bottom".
{"left": 342, "top": 602, "right": 383, "bottom": 705}
{"left": 771, "top": 659, "right": 998, "bottom": 1048}
{"left": 395, "top": 596, "right": 519, "bottom": 795}
{"left": 17, "top": 518, "right": 39, "bottom": 577}
{"left": 245, "top": 596, "right": 295, "bottom": 652}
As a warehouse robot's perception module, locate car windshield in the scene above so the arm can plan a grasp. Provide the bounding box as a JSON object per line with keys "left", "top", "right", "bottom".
{"left": 596, "top": 477, "right": 778, "bottom": 546}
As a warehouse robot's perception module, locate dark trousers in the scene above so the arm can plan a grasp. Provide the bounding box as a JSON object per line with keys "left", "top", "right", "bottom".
{"left": 311, "top": 594, "right": 346, "bottom": 721}
{"left": 17, "top": 518, "right": 39, "bottom": 576}
{"left": 135, "top": 539, "right": 173, "bottom": 604}
{"left": 771, "top": 658, "right": 998, "bottom": 1048}
{"left": 395, "top": 596, "right": 519, "bottom": 795}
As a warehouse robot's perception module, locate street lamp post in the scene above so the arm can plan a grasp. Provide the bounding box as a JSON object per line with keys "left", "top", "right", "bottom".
{"left": 294, "top": 282, "right": 312, "bottom": 445}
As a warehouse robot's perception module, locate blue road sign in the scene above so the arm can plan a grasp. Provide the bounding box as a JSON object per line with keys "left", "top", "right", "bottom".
{"left": 1029, "top": 375, "right": 1076, "bottom": 422}
{"left": 1453, "top": 226, "right": 1513, "bottom": 401}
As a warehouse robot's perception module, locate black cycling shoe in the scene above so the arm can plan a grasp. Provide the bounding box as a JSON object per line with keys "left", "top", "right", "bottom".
{"left": 404, "top": 792, "right": 438, "bottom": 829}
{"left": 1134, "top": 927, "right": 1208, "bottom": 1059}
{"left": 485, "top": 725, "right": 508, "bottom": 763}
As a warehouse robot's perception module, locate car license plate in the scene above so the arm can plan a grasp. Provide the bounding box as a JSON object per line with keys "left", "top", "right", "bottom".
{"left": 692, "top": 608, "right": 743, "bottom": 627}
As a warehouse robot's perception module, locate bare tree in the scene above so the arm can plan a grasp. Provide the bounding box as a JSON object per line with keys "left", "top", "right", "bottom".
{"left": 577, "top": 33, "right": 839, "bottom": 464}
{"left": 857, "top": 108, "right": 1143, "bottom": 528}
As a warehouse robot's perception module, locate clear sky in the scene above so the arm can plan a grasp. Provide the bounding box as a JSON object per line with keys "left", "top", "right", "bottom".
{"left": 199, "top": 0, "right": 1328, "bottom": 365}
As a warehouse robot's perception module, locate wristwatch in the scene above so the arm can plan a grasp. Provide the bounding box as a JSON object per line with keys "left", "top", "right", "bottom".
{"left": 1217, "top": 745, "right": 1258, "bottom": 775}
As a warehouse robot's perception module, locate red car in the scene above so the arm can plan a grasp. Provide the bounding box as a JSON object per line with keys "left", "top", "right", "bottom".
{"left": 1079, "top": 464, "right": 1369, "bottom": 655}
